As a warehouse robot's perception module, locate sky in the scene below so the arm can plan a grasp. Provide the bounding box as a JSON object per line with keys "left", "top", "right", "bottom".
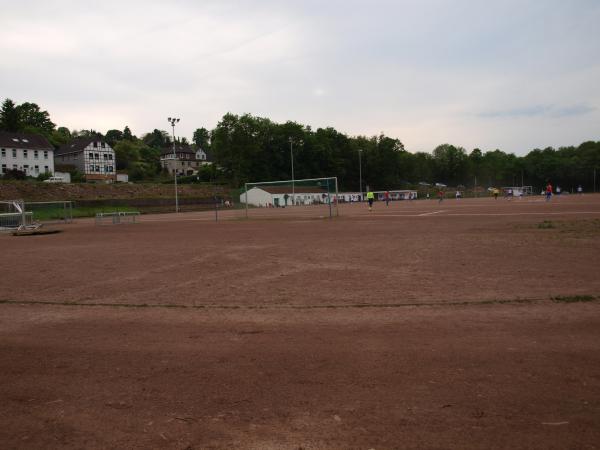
{"left": 1, "top": 0, "right": 599, "bottom": 154}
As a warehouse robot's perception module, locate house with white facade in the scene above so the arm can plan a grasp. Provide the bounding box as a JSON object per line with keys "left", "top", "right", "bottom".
{"left": 0, "top": 131, "right": 54, "bottom": 177}
{"left": 160, "top": 144, "right": 212, "bottom": 176}
{"left": 55, "top": 138, "right": 116, "bottom": 182}
{"left": 240, "top": 186, "right": 329, "bottom": 207}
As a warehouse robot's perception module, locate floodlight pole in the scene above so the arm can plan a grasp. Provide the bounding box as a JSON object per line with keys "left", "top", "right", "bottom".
{"left": 168, "top": 117, "right": 180, "bottom": 213}
{"left": 245, "top": 183, "right": 249, "bottom": 219}
{"left": 289, "top": 138, "right": 295, "bottom": 205}
{"left": 358, "top": 149, "right": 363, "bottom": 201}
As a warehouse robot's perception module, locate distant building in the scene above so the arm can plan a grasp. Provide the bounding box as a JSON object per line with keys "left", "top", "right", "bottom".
{"left": 0, "top": 131, "right": 54, "bottom": 177}
{"left": 160, "top": 144, "right": 212, "bottom": 176}
{"left": 55, "top": 138, "right": 116, "bottom": 182}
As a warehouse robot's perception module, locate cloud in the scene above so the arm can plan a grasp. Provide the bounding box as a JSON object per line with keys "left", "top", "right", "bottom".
{"left": 0, "top": 0, "right": 599, "bottom": 153}
{"left": 478, "top": 104, "right": 596, "bottom": 119}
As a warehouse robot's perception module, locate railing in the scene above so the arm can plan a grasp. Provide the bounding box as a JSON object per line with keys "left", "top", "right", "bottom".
{"left": 95, "top": 211, "right": 140, "bottom": 225}
{"left": 0, "top": 212, "right": 34, "bottom": 230}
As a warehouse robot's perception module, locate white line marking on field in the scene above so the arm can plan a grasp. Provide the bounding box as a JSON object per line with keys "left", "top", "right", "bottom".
{"left": 364, "top": 210, "right": 600, "bottom": 218}
{"left": 418, "top": 210, "right": 445, "bottom": 216}
{"left": 445, "top": 211, "right": 600, "bottom": 217}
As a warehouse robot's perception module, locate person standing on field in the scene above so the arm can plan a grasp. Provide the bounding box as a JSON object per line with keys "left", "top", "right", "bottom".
{"left": 367, "top": 190, "right": 375, "bottom": 211}
{"left": 545, "top": 182, "right": 553, "bottom": 201}
{"left": 384, "top": 190, "right": 390, "bottom": 206}
{"left": 438, "top": 190, "right": 444, "bottom": 203}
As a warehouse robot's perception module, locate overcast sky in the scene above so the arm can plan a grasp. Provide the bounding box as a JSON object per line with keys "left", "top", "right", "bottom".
{"left": 1, "top": 0, "right": 599, "bottom": 154}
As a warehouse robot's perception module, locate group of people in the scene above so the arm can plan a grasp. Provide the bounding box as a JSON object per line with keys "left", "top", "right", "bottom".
{"left": 363, "top": 182, "right": 586, "bottom": 210}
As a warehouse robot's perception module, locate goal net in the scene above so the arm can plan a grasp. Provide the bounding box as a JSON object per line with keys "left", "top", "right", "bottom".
{"left": 240, "top": 177, "right": 339, "bottom": 219}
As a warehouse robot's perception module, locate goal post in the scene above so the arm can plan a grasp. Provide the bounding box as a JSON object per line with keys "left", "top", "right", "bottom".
{"left": 241, "top": 177, "right": 339, "bottom": 219}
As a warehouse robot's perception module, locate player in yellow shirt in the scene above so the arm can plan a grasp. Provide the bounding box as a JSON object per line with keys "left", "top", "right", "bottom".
{"left": 367, "top": 190, "right": 375, "bottom": 211}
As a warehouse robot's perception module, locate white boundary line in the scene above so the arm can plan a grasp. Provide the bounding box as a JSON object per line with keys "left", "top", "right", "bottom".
{"left": 418, "top": 210, "right": 445, "bottom": 216}
{"left": 367, "top": 211, "right": 600, "bottom": 218}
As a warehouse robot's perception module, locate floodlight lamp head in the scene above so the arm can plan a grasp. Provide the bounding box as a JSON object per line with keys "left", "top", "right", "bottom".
{"left": 168, "top": 117, "right": 171, "bottom": 122}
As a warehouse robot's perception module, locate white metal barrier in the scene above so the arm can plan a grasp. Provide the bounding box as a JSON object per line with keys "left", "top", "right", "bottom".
{"left": 95, "top": 211, "right": 140, "bottom": 225}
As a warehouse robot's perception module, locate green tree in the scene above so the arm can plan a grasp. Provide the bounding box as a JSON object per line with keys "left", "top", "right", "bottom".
{"left": 123, "top": 126, "right": 134, "bottom": 141}
{"left": 0, "top": 98, "right": 21, "bottom": 132}
{"left": 16, "top": 102, "right": 55, "bottom": 132}
{"left": 105, "top": 129, "right": 124, "bottom": 146}
{"left": 432, "top": 144, "right": 468, "bottom": 185}
{"left": 142, "top": 129, "right": 170, "bottom": 149}
{"left": 193, "top": 127, "right": 210, "bottom": 149}
{"left": 113, "top": 140, "right": 141, "bottom": 171}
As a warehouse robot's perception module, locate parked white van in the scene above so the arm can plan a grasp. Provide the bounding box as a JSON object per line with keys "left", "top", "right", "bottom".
{"left": 43, "top": 176, "right": 65, "bottom": 183}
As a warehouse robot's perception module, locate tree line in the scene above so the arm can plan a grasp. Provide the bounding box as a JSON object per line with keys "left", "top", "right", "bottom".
{"left": 2, "top": 98, "right": 599, "bottom": 190}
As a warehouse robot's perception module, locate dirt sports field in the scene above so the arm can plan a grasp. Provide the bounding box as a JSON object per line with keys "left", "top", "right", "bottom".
{"left": 1, "top": 195, "right": 600, "bottom": 449}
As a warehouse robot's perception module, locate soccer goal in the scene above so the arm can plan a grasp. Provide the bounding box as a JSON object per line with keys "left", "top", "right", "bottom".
{"left": 240, "top": 177, "right": 339, "bottom": 219}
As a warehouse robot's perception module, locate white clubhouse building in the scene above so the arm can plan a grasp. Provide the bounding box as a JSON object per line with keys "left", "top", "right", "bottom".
{"left": 0, "top": 131, "right": 55, "bottom": 177}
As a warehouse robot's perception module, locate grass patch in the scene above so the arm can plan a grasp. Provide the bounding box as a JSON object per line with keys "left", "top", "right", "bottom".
{"left": 551, "top": 295, "right": 596, "bottom": 303}
{"left": 537, "top": 220, "right": 555, "bottom": 229}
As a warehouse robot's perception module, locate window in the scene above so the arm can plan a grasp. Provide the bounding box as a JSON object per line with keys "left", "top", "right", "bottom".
{"left": 44, "top": 151, "right": 48, "bottom": 159}
{"left": 103, "top": 154, "right": 108, "bottom": 160}
{"left": 23, "top": 150, "right": 28, "bottom": 159}
{"left": 89, "top": 152, "right": 94, "bottom": 159}
{"left": 34, "top": 150, "right": 39, "bottom": 159}
{"left": 44, "top": 166, "right": 49, "bottom": 173}
{"left": 93, "top": 141, "right": 98, "bottom": 148}
{"left": 23, "top": 164, "right": 29, "bottom": 173}
{"left": 12, "top": 149, "right": 17, "bottom": 158}
{"left": 108, "top": 154, "right": 113, "bottom": 160}
{"left": 13, "top": 164, "right": 17, "bottom": 170}
{"left": 1, "top": 149, "right": 5, "bottom": 157}
{"left": 1, "top": 164, "right": 6, "bottom": 174}
{"left": 34, "top": 165, "right": 39, "bottom": 173}
{"left": 95, "top": 153, "right": 99, "bottom": 159}
{"left": 101, "top": 142, "right": 106, "bottom": 148}
{"left": 107, "top": 166, "right": 113, "bottom": 172}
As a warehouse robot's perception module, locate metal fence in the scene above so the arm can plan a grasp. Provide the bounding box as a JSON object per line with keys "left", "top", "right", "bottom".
{"left": 0, "top": 212, "right": 34, "bottom": 230}
{"left": 0, "top": 200, "right": 33, "bottom": 231}
{"left": 95, "top": 211, "right": 140, "bottom": 225}
{"left": 25, "top": 201, "right": 73, "bottom": 224}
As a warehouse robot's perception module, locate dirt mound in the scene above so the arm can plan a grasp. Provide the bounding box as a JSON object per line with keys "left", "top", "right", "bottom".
{"left": 0, "top": 181, "right": 223, "bottom": 202}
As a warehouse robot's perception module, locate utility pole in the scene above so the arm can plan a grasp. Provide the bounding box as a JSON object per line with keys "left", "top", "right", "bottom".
{"left": 289, "top": 138, "right": 295, "bottom": 205}
{"left": 167, "top": 117, "right": 180, "bottom": 213}
{"left": 358, "top": 149, "right": 363, "bottom": 200}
